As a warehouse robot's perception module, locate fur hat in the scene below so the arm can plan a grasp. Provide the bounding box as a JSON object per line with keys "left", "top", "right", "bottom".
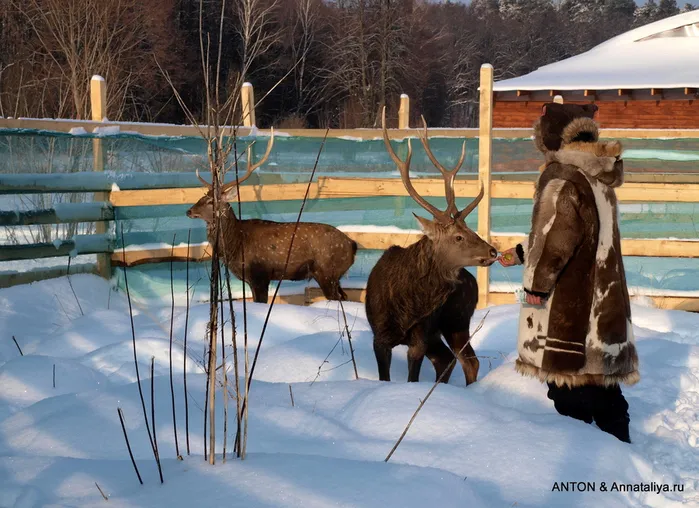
{"left": 533, "top": 103, "right": 599, "bottom": 153}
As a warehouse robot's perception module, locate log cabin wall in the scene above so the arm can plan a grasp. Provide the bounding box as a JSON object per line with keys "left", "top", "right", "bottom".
{"left": 493, "top": 98, "right": 699, "bottom": 129}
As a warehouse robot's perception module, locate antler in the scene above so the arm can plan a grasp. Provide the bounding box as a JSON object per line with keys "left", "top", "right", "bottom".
{"left": 196, "top": 169, "right": 211, "bottom": 188}
{"left": 417, "top": 115, "right": 466, "bottom": 217}
{"left": 454, "top": 184, "right": 484, "bottom": 220}
{"left": 382, "top": 107, "right": 483, "bottom": 223}
{"left": 193, "top": 129, "right": 274, "bottom": 191}
{"left": 221, "top": 127, "right": 275, "bottom": 192}
{"left": 381, "top": 107, "right": 449, "bottom": 222}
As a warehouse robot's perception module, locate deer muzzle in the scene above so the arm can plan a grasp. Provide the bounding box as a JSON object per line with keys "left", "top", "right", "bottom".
{"left": 479, "top": 247, "right": 498, "bottom": 266}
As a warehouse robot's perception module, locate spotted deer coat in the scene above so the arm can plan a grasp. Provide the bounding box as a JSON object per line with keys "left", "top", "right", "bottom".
{"left": 513, "top": 118, "right": 639, "bottom": 388}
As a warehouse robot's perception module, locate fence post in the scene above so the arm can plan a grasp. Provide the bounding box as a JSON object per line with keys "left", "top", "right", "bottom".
{"left": 395, "top": 94, "right": 411, "bottom": 216}
{"left": 476, "top": 64, "right": 493, "bottom": 309}
{"left": 90, "top": 75, "right": 111, "bottom": 279}
{"left": 398, "top": 94, "right": 410, "bottom": 129}
{"left": 241, "top": 82, "right": 256, "bottom": 127}
{"left": 241, "top": 82, "right": 257, "bottom": 175}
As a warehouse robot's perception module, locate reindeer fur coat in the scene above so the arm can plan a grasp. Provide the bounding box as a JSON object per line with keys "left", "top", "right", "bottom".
{"left": 513, "top": 116, "right": 639, "bottom": 388}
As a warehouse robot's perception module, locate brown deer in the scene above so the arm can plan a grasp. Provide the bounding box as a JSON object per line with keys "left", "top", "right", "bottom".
{"left": 365, "top": 108, "right": 497, "bottom": 385}
{"left": 186, "top": 130, "right": 357, "bottom": 303}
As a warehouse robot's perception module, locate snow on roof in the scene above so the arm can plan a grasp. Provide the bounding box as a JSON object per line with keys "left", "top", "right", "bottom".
{"left": 493, "top": 10, "right": 699, "bottom": 92}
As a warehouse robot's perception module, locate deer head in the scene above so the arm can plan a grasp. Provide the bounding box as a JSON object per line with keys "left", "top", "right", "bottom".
{"left": 186, "top": 129, "right": 275, "bottom": 223}
{"left": 381, "top": 107, "right": 497, "bottom": 268}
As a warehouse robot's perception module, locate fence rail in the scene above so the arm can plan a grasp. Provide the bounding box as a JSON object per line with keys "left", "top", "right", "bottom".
{"left": 3, "top": 117, "right": 699, "bottom": 140}
{"left": 1, "top": 67, "right": 698, "bottom": 311}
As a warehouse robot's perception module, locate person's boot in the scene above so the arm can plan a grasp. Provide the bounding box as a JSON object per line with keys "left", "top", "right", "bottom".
{"left": 592, "top": 384, "right": 631, "bottom": 443}
{"left": 596, "top": 417, "right": 631, "bottom": 443}
{"left": 547, "top": 382, "right": 594, "bottom": 424}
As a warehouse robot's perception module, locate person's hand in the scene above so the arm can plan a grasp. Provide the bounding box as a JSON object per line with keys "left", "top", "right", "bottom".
{"left": 525, "top": 293, "right": 544, "bottom": 306}
{"left": 497, "top": 248, "right": 519, "bottom": 267}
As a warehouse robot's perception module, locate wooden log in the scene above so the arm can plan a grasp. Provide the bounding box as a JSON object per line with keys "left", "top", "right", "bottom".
{"left": 0, "top": 203, "right": 114, "bottom": 226}
{"left": 0, "top": 263, "right": 98, "bottom": 289}
{"left": 0, "top": 235, "right": 113, "bottom": 262}
{"left": 0, "top": 172, "right": 266, "bottom": 194}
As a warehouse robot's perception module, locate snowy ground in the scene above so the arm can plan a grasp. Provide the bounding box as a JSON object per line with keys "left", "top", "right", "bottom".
{"left": 0, "top": 275, "right": 698, "bottom": 507}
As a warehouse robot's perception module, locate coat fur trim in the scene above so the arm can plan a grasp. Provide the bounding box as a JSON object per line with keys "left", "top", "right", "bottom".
{"left": 515, "top": 360, "right": 640, "bottom": 388}
{"left": 560, "top": 117, "right": 599, "bottom": 145}
{"left": 532, "top": 118, "right": 546, "bottom": 153}
{"left": 546, "top": 140, "right": 624, "bottom": 188}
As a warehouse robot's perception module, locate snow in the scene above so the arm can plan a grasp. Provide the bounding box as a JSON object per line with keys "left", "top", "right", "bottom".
{"left": 493, "top": 10, "right": 699, "bottom": 91}
{"left": 93, "top": 126, "right": 121, "bottom": 136}
{"left": 117, "top": 241, "right": 208, "bottom": 252}
{"left": 0, "top": 273, "right": 698, "bottom": 506}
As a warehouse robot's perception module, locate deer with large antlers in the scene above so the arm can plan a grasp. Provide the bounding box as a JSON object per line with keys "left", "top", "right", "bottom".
{"left": 365, "top": 108, "right": 497, "bottom": 385}
{"left": 187, "top": 130, "right": 358, "bottom": 303}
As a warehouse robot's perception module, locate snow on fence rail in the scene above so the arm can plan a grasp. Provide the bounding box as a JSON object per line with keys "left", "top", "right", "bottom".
{"left": 1, "top": 68, "right": 699, "bottom": 309}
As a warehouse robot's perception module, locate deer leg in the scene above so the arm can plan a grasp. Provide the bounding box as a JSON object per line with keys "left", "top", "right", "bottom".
{"left": 373, "top": 340, "right": 392, "bottom": 381}
{"left": 426, "top": 336, "right": 456, "bottom": 384}
{"left": 315, "top": 273, "right": 342, "bottom": 301}
{"left": 443, "top": 330, "right": 479, "bottom": 385}
{"left": 406, "top": 327, "right": 428, "bottom": 382}
{"left": 250, "top": 279, "right": 270, "bottom": 304}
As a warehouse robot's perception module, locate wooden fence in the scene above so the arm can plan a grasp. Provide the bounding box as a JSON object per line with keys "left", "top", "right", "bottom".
{"left": 1, "top": 67, "right": 699, "bottom": 311}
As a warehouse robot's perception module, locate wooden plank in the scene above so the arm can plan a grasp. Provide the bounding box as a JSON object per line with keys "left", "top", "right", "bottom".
{"left": 241, "top": 82, "right": 256, "bottom": 127}
{"left": 270, "top": 287, "right": 699, "bottom": 313}
{"left": 110, "top": 231, "right": 426, "bottom": 266}
{"left": 91, "top": 75, "right": 111, "bottom": 280}
{"left": 477, "top": 64, "right": 494, "bottom": 309}
{"left": 491, "top": 235, "right": 699, "bottom": 258}
{"left": 0, "top": 117, "right": 532, "bottom": 139}
{"left": 491, "top": 180, "right": 535, "bottom": 199}
{"left": 3, "top": 115, "right": 699, "bottom": 139}
{"left": 110, "top": 182, "right": 319, "bottom": 207}
{"left": 111, "top": 232, "right": 699, "bottom": 269}
{"left": 491, "top": 180, "right": 699, "bottom": 203}
{"left": 398, "top": 94, "right": 410, "bottom": 129}
{"left": 110, "top": 178, "right": 699, "bottom": 211}
{"left": 0, "top": 203, "right": 114, "bottom": 226}
{"left": 110, "top": 178, "right": 484, "bottom": 207}
{"left": 488, "top": 291, "right": 699, "bottom": 313}
{"left": 111, "top": 243, "right": 211, "bottom": 267}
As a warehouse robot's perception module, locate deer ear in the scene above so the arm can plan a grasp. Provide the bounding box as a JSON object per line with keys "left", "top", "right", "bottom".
{"left": 222, "top": 185, "right": 239, "bottom": 202}
{"left": 414, "top": 213, "right": 437, "bottom": 237}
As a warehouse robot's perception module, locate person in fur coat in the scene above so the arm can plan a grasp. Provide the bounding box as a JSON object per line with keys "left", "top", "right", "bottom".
{"left": 498, "top": 103, "right": 638, "bottom": 443}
